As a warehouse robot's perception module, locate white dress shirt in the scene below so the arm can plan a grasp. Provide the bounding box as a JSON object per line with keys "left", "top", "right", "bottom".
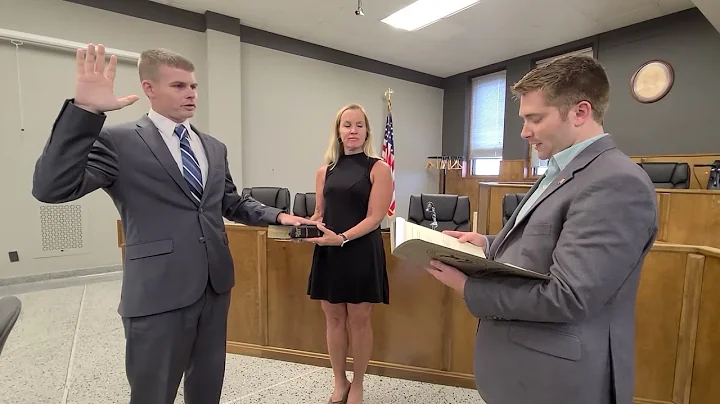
{"left": 147, "top": 109, "right": 209, "bottom": 187}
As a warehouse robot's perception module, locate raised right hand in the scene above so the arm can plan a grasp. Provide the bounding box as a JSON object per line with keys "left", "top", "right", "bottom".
{"left": 74, "top": 44, "right": 139, "bottom": 114}
{"left": 442, "top": 230, "right": 487, "bottom": 249}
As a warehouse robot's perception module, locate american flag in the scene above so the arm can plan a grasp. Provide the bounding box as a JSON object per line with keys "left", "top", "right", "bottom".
{"left": 381, "top": 111, "right": 396, "bottom": 217}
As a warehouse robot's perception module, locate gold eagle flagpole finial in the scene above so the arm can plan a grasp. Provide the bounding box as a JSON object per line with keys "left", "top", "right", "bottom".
{"left": 385, "top": 88, "right": 393, "bottom": 111}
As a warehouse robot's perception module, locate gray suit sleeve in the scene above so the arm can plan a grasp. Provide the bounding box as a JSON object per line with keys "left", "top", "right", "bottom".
{"left": 220, "top": 145, "right": 283, "bottom": 225}
{"left": 32, "top": 100, "right": 117, "bottom": 204}
{"left": 463, "top": 173, "right": 658, "bottom": 323}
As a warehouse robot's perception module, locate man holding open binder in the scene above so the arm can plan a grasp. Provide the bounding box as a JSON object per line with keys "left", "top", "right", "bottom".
{"left": 425, "top": 55, "right": 658, "bottom": 404}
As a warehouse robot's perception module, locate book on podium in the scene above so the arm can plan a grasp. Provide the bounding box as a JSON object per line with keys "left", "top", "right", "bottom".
{"left": 389, "top": 216, "right": 550, "bottom": 281}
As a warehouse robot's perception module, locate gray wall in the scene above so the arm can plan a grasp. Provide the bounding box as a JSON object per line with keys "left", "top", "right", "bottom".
{"left": 443, "top": 8, "right": 720, "bottom": 158}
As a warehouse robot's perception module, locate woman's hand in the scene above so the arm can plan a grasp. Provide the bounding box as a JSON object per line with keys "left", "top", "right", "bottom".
{"left": 303, "top": 223, "right": 344, "bottom": 246}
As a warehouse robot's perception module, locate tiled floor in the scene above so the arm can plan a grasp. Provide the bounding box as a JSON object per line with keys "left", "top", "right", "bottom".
{"left": 0, "top": 276, "right": 485, "bottom": 403}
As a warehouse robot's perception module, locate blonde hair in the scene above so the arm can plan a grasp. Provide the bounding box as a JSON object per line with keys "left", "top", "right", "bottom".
{"left": 138, "top": 48, "right": 195, "bottom": 81}
{"left": 323, "top": 104, "right": 378, "bottom": 168}
{"left": 511, "top": 54, "right": 610, "bottom": 123}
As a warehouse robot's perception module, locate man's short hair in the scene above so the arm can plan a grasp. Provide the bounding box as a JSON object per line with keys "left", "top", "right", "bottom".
{"left": 511, "top": 54, "right": 610, "bottom": 123}
{"left": 138, "top": 48, "right": 195, "bottom": 81}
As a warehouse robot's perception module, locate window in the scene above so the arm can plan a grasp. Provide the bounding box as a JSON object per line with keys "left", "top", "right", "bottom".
{"left": 468, "top": 70, "right": 506, "bottom": 176}
{"left": 529, "top": 47, "right": 593, "bottom": 175}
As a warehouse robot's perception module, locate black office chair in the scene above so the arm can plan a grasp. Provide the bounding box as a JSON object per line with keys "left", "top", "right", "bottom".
{"left": 292, "top": 192, "right": 317, "bottom": 218}
{"left": 501, "top": 193, "right": 526, "bottom": 225}
{"left": 705, "top": 160, "right": 720, "bottom": 190}
{"left": 408, "top": 194, "right": 471, "bottom": 231}
{"left": 637, "top": 162, "right": 690, "bottom": 189}
{"left": 241, "top": 187, "right": 292, "bottom": 212}
{"left": 0, "top": 296, "right": 22, "bottom": 356}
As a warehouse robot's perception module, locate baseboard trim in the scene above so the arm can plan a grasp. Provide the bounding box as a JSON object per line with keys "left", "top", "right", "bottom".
{"left": 226, "top": 341, "right": 477, "bottom": 389}
{"left": 0, "top": 265, "right": 122, "bottom": 286}
{"left": 633, "top": 399, "right": 674, "bottom": 404}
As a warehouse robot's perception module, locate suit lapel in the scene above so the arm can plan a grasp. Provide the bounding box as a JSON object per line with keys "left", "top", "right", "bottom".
{"left": 513, "top": 171, "right": 575, "bottom": 230}
{"left": 193, "top": 125, "right": 218, "bottom": 207}
{"left": 489, "top": 178, "right": 542, "bottom": 259}
{"left": 490, "top": 135, "right": 618, "bottom": 259}
{"left": 135, "top": 116, "right": 197, "bottom": 205}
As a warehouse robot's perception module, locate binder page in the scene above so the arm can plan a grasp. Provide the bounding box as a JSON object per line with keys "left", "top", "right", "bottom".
{"left": 403, "top": 219, "right": 486, "bottom": 258}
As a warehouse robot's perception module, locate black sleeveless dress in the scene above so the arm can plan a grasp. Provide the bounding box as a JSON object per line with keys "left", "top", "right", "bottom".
{"left": 307, "top": 152, "right": 390, "bottom": 304}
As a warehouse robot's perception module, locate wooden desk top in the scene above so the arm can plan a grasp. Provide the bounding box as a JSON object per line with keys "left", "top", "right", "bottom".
{"left": 478, "top": 181, "right": 720, "bottom": 195}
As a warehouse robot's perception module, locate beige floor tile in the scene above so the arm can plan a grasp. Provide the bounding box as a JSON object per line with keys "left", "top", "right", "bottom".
{"left": 1, "top": 279, "right": 482, "bottom": 403}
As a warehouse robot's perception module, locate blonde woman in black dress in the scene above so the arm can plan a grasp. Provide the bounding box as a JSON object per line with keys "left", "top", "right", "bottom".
{"left": 304, "top": 104, "right": 393, "bottom": 404}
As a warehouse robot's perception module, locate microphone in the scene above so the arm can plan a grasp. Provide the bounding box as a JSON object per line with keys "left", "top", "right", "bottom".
{"left": 426, "top": 201, "right": 438, "bottom": 231}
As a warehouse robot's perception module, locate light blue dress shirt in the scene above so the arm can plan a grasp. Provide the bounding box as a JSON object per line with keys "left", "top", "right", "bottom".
{"left": 513, "top": 133, "right": 609, "bottom": 226}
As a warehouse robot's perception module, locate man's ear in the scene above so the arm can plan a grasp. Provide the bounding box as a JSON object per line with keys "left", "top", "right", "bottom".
{"left": 140, "top": 80, "right": 154, "bottom": 98}
{"left": 574, "top": 101, "right": 593, "bottom": 126}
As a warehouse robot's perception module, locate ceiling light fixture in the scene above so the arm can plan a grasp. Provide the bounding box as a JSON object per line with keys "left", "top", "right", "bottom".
{"left": 355, "top": 0, "right": 364, "bottom": 16}
{"left": 381, "top": 0, "right": 480, "bottom": 31}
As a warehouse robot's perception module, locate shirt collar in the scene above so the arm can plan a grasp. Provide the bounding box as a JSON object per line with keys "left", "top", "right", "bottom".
{"left": 148, "top": 109, "right": 191, "bottom": 140}
{"left": 550, "top": 133, "right": 609, "bottom": 171}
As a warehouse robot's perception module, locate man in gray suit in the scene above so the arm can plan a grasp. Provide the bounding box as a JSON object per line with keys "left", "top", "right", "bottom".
{"left": 426, "top": 55, "right": 658, "bottom": 404}
{"left": 31, "top": 44, "right": 316, "bottom": 404}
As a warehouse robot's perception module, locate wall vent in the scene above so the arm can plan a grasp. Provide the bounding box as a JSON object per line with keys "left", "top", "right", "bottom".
{"left": 36, "top": 204, "right": 88, "bottom": 257}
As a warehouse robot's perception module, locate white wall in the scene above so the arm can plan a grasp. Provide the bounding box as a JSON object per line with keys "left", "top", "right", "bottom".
{"left": 240, "top": 44, "right": 443, "bottom": 220}
{"left": 0, "top": 0, "right": 208, "bottom": 280}
{"left": 0, "top": 0, "right": 444, "bottom": 281}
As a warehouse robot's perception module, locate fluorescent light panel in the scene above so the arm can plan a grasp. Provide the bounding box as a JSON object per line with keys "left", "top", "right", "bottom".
{"left": 382, "top": 0, "right": 480, "bottom": 31}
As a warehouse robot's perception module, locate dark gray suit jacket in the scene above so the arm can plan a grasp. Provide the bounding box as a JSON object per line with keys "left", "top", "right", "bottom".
{"left": 32, "top": 100, "right": 283, "bottom": 318}
{"left": 465, "top": 135, "right": 658, "bottom": 404}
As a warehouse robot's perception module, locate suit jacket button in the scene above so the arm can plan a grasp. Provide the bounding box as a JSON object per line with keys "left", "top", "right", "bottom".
{"left": 199, "top": 208, "right": 204, "bottom": 213}
{"left": 199, "top": 237, "right": 206, "bottom": 243}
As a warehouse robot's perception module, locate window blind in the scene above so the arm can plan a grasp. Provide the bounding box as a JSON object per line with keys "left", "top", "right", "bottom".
{"left": 468, "top": 70, "right": 506, "bottom": 159}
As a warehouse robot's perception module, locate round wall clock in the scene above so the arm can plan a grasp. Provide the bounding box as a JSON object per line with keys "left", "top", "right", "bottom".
{"left": 630, "top": 60, "right": 674, "bottom": 103}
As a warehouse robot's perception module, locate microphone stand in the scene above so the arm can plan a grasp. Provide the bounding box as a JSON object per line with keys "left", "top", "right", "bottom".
{"left": 426, "top": 201, "right": 438, "bottom": 231}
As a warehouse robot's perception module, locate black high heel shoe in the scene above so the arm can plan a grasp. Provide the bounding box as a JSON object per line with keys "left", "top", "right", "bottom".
{"left": 328, "top": 384, "right": 351, "bottom": 404}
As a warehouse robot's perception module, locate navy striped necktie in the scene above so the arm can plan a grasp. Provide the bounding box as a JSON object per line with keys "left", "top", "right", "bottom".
{"left": 174, "top": 124, "right": 203, "bottom": 203}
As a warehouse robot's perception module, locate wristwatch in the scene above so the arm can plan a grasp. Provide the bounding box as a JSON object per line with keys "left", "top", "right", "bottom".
{"left": 339, "top": 233, "right": 349, "bottom": 247}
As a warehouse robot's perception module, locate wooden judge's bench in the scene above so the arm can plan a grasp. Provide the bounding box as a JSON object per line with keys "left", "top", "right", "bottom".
{"left": 117, "top": 221, "right": 720, "bottom": 404}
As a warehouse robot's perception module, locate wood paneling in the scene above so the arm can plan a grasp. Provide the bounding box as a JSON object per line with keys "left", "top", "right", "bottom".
{"left": 656, "top": 190, "right": 720, "bottom": 247}
{"left": 498, "top": 159, "right": 526, "bottom": 181}
{"left": 476, "top": 183, "right": 720, "bottom": 249}
{"left": 633, "top": 251, "right": 687, "bottom": 401}
{"left": 633, "top": 251, "right": 704, "bottom": 404}
{"left": 226, "top": 228, "right": 267, "bottom": 346}
{"left": 223, "top": 225, "right": 477, "bottom": 388}
{"left": 116, "top": 223, "right": 720, "bottom": 403}
{"left": 689, "top": 254, "right": 720, "bottom": 404}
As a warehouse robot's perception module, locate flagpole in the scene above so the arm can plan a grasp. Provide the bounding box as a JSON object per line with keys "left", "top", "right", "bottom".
{"left": 385, "top": 88, "right": 393, "bottom": 112}
{"left": 382, "top": 88, "right": 395, "bottom": 230}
